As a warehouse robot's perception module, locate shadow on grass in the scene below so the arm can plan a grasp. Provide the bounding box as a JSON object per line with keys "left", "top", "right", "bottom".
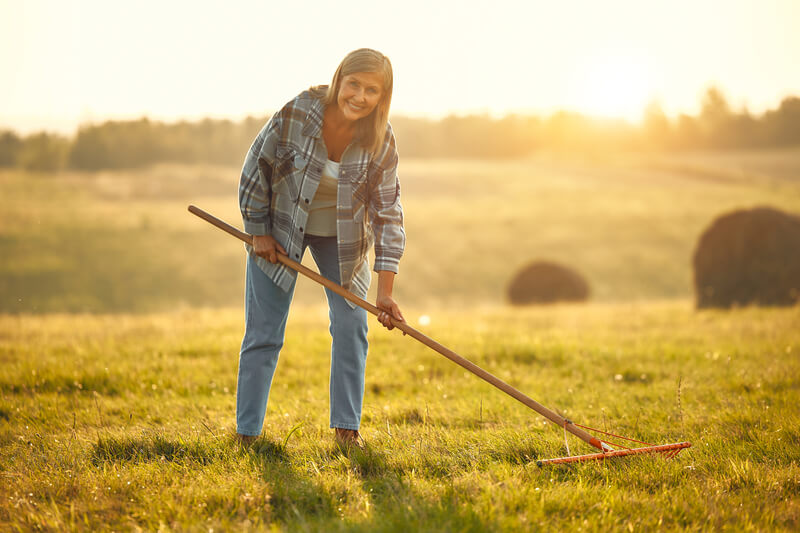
{"left": 90, "top": 431, "right": 515, "bottom": 530}
{"left": 319, "top": 440, "right": 393, "bottom": 479}
{"left": 362, "top": 446, "right": 501, "bottom": 530}
{"left": 486, "top": 432, "right": 543, "bottom": 465}
{"left": 247, "top": 439, "right": 338, "bottom": 525}
{"left": 244, "top": 436, "right": 502, "bottom": 531}
{"left": 353, "top": 475, "right": 499, "bottom": 532}
{"left": 91, "top": 433, "right": 223, "bottom": 465}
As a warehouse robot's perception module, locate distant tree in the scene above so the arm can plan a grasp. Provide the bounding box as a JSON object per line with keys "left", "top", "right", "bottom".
{"left": 545, "top": 111, "right": 590, "bottom": 149}
{"left": 17, "top": 133, "right": 69, "bottom": 172}
{"left": 0, "top": 130, "right": 22, "bottom": 167}
{"left": 762, "top": 96, "right": 800, "bottom": 146}
{"left": 700, "top": 87, "right": 731, "bottom": 125}
{"left": 70, "top": 118, "right": 162, "bottom": 170}
{"left": 5, "top": 87, "right": 800, "bottom": 172}
{"left": 69, "top": 115, "right": 266, "bottom": 170}
{"left": 643, "top": 101, "right": 671, "bottom": 148}
{"left": 392, "top": 113, "right": 540, "bottom": 158}
{"left": 699, "top": 87, "right": 736, "bottom": 148}
{"left": 675, "top": 114, "right": 702, "bottom": 149}
{"left": 69, "top": 125, "right": 113, "bottom": 169}
{"left": 728, "top": 107, "right": 759, "bottom": 148}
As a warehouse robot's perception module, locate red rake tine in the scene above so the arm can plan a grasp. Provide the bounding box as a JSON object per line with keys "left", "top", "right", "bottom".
{"left": 536, "top": 441, "right": 692, "bottom": 466}
{"left": 666, "top": 449, "right": 684, "bottom": 459}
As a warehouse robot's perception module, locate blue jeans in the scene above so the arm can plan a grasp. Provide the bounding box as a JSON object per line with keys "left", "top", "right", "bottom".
{"left": 236, "top": 235, "right": 369, "bottom": 436}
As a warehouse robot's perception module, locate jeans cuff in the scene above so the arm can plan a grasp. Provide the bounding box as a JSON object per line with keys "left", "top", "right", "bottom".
{"left": 330, "top": 421, "right": 360, "bottom": 430}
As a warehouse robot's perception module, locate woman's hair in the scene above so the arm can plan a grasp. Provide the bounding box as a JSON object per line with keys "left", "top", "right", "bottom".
{"left": 311, "top": 48, "right": 393, "bottom": 155}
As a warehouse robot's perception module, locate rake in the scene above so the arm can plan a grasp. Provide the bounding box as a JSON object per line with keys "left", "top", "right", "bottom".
{"left": 188, "top": 205, "right": 691, "bottom": 466}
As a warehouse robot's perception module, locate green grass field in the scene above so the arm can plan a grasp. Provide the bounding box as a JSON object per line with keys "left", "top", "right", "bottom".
{"left": 1, "top": 150, "right": 799, "bottom": 530}
{"left": 1, "top": 304, "right": 798, "bottom": 531}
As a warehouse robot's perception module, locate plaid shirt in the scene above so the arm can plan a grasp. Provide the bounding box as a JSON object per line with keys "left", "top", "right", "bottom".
{"left": 239, "top": 90, "right": 405, "bottom": 301}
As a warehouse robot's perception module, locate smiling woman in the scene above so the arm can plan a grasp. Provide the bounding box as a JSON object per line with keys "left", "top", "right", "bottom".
{"left": 321, "top": 71, "right": 385, "bottom": 161}
{"left": 235, "top": 48, "right": 406, "bottom": 450}
{"left": 336, "top": 73, "right": 385, "bottom": 123}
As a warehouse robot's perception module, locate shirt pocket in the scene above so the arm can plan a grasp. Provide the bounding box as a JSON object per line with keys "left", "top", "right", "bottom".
{"left": 271, "top": 144, "right": 307, "bottom": 202}
{"left": 347, "top": 166, "right": 370, "bottom": 216}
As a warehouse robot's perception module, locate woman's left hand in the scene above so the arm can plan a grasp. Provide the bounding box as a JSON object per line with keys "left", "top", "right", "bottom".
{"left": 376, "top": 294, "right": 405, "bottom": 331}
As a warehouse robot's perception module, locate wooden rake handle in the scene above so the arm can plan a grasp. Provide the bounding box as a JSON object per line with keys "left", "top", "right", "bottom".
{"left": 188, "top": 205, "right": 605, "bottom": 451}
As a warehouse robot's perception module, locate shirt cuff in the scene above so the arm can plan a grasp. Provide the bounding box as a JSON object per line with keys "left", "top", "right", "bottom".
{"left": 373, "top": 255, "right": 400, "bottom": 274}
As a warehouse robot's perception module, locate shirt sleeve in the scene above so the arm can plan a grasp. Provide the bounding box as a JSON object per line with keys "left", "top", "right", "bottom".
{"left": 369, "top": 124, "right": 406, "bottom": 274}
{"left": 239, "top": 112, "right": 282, "bottom": 235}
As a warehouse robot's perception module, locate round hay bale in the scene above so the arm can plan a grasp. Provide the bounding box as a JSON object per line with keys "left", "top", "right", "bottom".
{"left": 507, "top": 261, "right": 590, "bottom": 305}
{"left": 693, "top": 206, "right": 800, "bottom": 308}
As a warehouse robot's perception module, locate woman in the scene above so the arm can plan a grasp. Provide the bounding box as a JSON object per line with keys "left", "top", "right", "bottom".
{"left": 236, "top": 48, "right": 405, "bottom": 447}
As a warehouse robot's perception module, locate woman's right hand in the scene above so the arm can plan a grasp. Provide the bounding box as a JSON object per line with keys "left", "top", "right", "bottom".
{"left": 252, "top": 234, "right": 287, "bottom": 264}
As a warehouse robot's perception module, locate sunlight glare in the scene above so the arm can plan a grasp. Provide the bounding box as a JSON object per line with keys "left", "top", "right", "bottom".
{"left": 568, "top": 54, "right": 655, "bottom": 122}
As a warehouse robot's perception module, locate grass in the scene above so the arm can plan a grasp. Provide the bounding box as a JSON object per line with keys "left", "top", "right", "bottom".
{"left": 1, "top": 303, "right": 798, "bottom": 531}
{"left": 1, "top": 150, "right": 799, "bottom": 529}
{"left": 3, "top": 148, "right": 800, "bottom": 313}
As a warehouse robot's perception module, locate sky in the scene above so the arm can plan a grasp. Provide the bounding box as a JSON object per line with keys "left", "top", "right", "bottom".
{"left": 1, "top": 0, "right": 798, "bottom": 134}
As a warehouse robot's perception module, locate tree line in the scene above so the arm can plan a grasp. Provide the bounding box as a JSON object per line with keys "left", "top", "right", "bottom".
{"left": 1, "top": 88, "right": 799, "bottom": 173}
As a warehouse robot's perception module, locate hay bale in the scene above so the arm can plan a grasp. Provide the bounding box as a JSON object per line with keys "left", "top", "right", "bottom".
{"left": 507, "top": 261, "right": 590, "bottom": 305}
{"left": 693, "top": 206, "right": 800, "bottom": 308}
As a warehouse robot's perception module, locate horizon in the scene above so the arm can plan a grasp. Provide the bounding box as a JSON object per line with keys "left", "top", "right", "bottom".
{"left": 3, "top": 86, "right": 797, "bottom": 138}
{"left": 2, "top": 0, "right": 799, "bottom": 135}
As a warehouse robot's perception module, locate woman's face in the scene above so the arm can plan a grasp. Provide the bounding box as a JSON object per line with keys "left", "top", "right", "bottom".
{"left": 336, "top": 71, "right": 384, "bottom": 123}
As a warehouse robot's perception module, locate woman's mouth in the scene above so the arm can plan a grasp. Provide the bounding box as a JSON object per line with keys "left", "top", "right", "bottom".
{"left": 347, "top": 101, "right": 366, "bottom": 112}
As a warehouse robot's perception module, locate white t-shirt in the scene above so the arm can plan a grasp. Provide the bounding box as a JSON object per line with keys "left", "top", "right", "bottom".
{"left": 306, "top": 159, "right": 340, "bottom": 237}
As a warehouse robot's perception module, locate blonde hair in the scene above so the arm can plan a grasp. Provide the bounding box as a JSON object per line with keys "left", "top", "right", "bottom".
{"left": 311, "top": 48, "right": 393, "bottom": 155}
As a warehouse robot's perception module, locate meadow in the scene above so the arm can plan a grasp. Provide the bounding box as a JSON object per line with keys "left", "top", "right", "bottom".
{"left": 1, "top": 150, "right": 799, "bottom": 530}
{"left": 1, "top": 304, "right": 798, "bottom": 531}
{"left": 3, "top": 148, "right": 800, "bottom": 313}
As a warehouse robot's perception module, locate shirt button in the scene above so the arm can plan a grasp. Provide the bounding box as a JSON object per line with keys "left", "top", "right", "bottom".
{"left": 304, "top": 198, "right": 310, "bottom": 204}
{"left": 295, "top": 253, "right": 300, "bottom": 259}
{"left": 299, "top": 227, "right": 304, "bottom": 233}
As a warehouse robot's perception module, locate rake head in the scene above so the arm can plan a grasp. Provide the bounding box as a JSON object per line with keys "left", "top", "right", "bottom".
{"left": 537, "top": 441, "right": 692, "bottom": 466}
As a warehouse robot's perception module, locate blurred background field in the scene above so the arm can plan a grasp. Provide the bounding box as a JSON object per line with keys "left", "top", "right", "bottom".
{"left": 2, "top": 149, "right": 800, "bottom": 313}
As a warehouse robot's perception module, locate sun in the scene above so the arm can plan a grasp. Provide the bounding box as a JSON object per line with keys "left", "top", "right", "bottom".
{"left": 567, "top": 54, "right": 655, "bottom": 122}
